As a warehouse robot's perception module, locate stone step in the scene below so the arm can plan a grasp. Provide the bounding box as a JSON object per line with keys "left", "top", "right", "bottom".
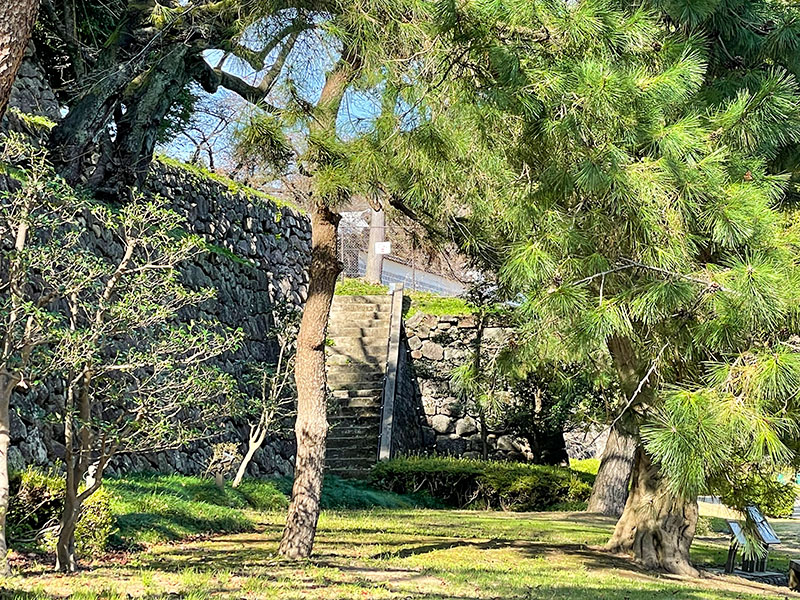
{"left": 331, "top": 392, "right": 381, "bottom": 405}
{"left": 327, "top": 373, "right": 384, "bottom": 387}
{"left": 326, "top": 435, "right": 379, "bottom": 458}
{"left": 329, "top": 414, "right": 381, "bottom": 427}
{"left": 332, "top": 295, "right": 392, "bottom": 305}
{"left": 329, "top": 408, "right": 381, "bottom": 420}
{"left": 329, "top": 310, "right": 389, "bottom": 321}
{"left": 326, "top": 355, "right": 381, "bottom": 367}
{"left": 328, "top": 325, "right": 390, "bottom": 338}
{"left": 328, "top": 381, "right": 383, "bottom": 394}
{"left": 328, "top": 335, "right": 389, "bottom": 350}
{"left": 327, "top": 349, "right": 388, "bottom": 363}
{"left": 327, "top": 339, "right": 388, "bottom": 352}
{"left": 331, "top": 303, "right": 391, "bottom": 313}
{"left": 327, "top": 437, "right": 379, "bottom": 452}
{"left": 331, "top": 387, "right": 381, "bottom": 399}
{"left": 345, "top": 397, "right": 381, "bottom": 409}
{"left": 330, "top": 394, "right": 381, "bottom": 409}
{"left": 327, "top": 363, "right": 385, "bottom": 375}
{"left": 326, "top": 446, "right": 378, "bottom": 460}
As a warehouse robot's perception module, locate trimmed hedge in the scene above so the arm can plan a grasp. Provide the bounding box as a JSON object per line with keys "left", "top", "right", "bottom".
{"left": 371, "top": 456, "right": 594, "bottom": 511}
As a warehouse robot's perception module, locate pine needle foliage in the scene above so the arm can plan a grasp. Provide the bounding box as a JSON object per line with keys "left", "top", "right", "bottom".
{"left": 405, "top": 0, "right": 800, "bottom": 515}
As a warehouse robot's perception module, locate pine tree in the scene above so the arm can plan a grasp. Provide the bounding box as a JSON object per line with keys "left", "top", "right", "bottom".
{"left": 233, "top": 0, "right": 442, "bottom": 558}
{"left": 411, "top": 0, "right": 800, "bottom": 575}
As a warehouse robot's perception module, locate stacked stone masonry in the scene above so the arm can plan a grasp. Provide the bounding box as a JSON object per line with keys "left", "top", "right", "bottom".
{"left": 402, "top": 313, "right": 534, "bottom": 461}
{"left": 5, "top": 158, "right": 312, "bottom": 478}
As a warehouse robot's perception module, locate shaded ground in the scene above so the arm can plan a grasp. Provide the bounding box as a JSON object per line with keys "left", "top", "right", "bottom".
{"left": 2, "top": 510, "right": 799, "bottom": 599}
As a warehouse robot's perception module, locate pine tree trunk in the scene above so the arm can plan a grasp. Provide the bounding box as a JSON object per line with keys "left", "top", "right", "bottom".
{"left": 0, "top": 0, "right": 40, "bottom": 122}
{"left": 0, "top": 379, "right": 13, "bottom": 576}
{"left": 605, "top": 445, "right": 698, "bottom": 576}
{"left": 586, "top": 422, "right": 637, "bottom": 516}
{"left": 278, "top": 203, "right": 341, "bottom": 559}
{"left": 89, "top": 47, "right": 191, "bottom": 195}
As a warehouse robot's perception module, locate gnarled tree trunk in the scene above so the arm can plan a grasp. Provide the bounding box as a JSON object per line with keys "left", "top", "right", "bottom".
{"left": 278, "top": 203, "right": 341, "bottom": 559}
{"left": 586, "top": 421, "right": 637, "bottom": 516}
{"left": 605, "top": 445, "right": 698, "bottom": 576}
{"left": 0, "top": 0, "right": 40, "bottom": 121}
{"left": 89, "top": 47, "right": 192, "bottom": 195}
{"left": 599, "top": 335, "right": 697, "bottom": 574}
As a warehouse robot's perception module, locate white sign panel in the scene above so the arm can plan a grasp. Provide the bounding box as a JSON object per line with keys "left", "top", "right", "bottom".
{"left": 375, "top": 241, "right": 392, "bottom": 255}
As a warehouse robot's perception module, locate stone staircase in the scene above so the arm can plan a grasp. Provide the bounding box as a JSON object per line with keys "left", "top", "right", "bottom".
{"left": 325, "top": 294, "right": 392, "bottom": 478}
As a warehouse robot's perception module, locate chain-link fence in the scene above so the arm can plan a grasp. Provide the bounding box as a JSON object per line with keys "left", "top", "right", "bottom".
{"left": 337, "top": 222, "right": 466, "bottom": 296}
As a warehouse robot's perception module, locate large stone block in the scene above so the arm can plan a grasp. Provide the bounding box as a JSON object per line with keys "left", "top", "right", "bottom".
{"left": 435, "top": 435, "right": 466, "bottom": 456}
{"left": 455, "top": 416, "right": 478, "bottom": 437}
{"left": 430, "top": 414, "right": 454, "bottom": 434}
{"left": 421, "top": 341, "right": 444, "bottom": 361}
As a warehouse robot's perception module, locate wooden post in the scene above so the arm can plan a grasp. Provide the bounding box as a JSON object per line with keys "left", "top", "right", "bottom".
{"left": 365, "top": 208, "right": 385, "bottom": 284}
{"left": 378, "top": 283, "right": 403, "bottom": 461}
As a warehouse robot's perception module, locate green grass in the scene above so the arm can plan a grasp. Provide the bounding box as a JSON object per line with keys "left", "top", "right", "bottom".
{"left": 105, "top": 474, "right": 272, "bottom": 546}
{"left": 403, "top": 290, "right": 474, "bottom": 317}
{"left": 569, "top": 457, "right": 601, "bottom": 476}
{"left": 104, "top": 473, "right": 431, "bottom": 547}
{"left": 334, "top": 278, "right": 389, "bottom": 296}
{"left": 6, "top": 509, "right": 795, "bottom": 599}
{"left": 334, "top": 278, "right": 474, "bottom": 316}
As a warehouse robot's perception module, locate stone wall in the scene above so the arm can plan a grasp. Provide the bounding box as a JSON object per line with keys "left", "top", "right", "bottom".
{"left": 402, "top": 313, "right": 536, "bottom": 461}
{"left": 5, "top": 159, "right": 312, "bottom": 479}
{"left": 401, "top": 312, "right": 607, "bottom": 463}
{"left": 388, "top": 327, "right": 428, "bottom": 456}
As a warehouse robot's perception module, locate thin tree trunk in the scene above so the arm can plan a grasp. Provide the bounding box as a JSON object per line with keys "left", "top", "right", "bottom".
{"left": 232, "top": 445, "right": 259, "bottom": 488}
{"left": 278, "top": 203, "right": 341, "bottom": 559}
{"left": 232, "top": 427, "right": 266, "bottom": 488}
{"left": 0, "top": 0, "right": 40, "bottom": 122}
{"left": 605, "top": 445, "right": 699, "bottom": 576}
{"left": 589, "top": 335, "right": 650, "bottom": 516}
{"left": 0, "top": 381, "right": 13, "bottom": 576}
{"left": 586, "top": 422, "right": 637, "bottom": 516}
{"left": 55, "top": 491, "right": 79, "bottom": 573}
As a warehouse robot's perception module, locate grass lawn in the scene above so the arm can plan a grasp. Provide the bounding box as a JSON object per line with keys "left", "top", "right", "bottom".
{"left": 3, "top": 508, "right": 797, "bottom": 599}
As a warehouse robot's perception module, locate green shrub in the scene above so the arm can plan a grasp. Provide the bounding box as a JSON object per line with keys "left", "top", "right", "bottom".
{"left": 569, "top": 458, "right": 600, "bottom": 476}
{"left": 715, "top": 472, "right": 798, "bottom": 519}
{"left": 8, "top": 467, "right": 115, "bottom": 556}
{"left": 271, "top": 475, "right": 439, "bottom": 509}
{"left": 74, "top": 487, "right": 115, "bottom": 556}
{"left": 749, "top": 483, "right": 798, "bottom": 518}
{"left": 7, "top": 467, "right": 64, "bottom": 546}
{"left": 371, "top": 456, "right": 594, "bottom": 511}
{"left": 236, "top": 479, "right": 289, "bottom": 510}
